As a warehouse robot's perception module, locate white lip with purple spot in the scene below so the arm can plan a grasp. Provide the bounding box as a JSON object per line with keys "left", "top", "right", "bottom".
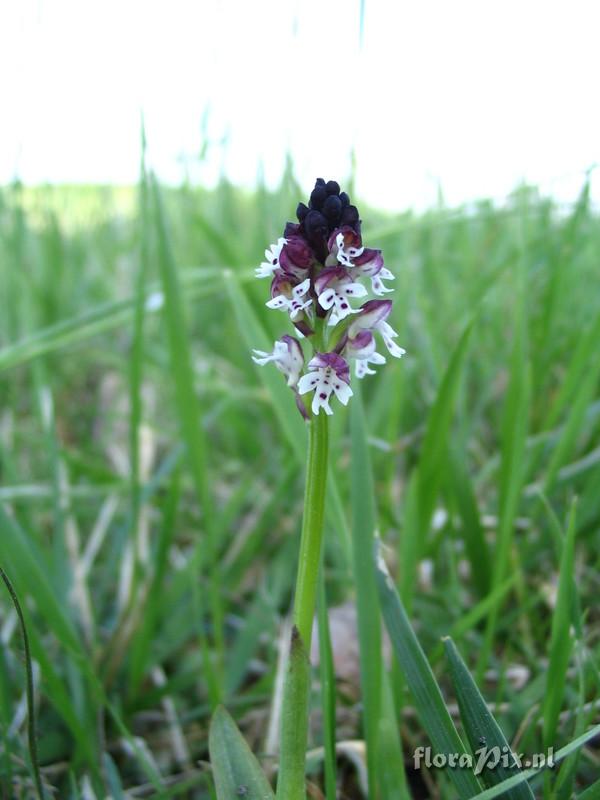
{"left": 315, "top": 267, "right": 367, "bottom": 323}
{"left": 297, "top": 353, "right": 353, "bottom": 416}
{"left": 255, "top": 237, "right": 286, "bottom": 278}
{"left": 266, "top": 277, "right": 312, "bottom": 320}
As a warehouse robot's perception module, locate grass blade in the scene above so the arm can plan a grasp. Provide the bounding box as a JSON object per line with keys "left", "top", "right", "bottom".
{"left": 317, "top": 572, "right": 337, "bottom": 800}
{"left": 578, "top": 778, "right": 600, "bottom": 800}
{"left": 0, "top": 566, "right": 45, "bottom": 800}
{"left": 375, "top": 541, "right": 482, "bottom": 796}
{"left": 478, "top": 302, "right": 530, "bottom": 678}
{"left": 209, "top": 706, "right": 274, "bottom": 800}
{"left": 542, "top": 499, "right": 578, "bottom": 747}
{"left": 350, "top": 384, "right": 383, "bottom": 797}
{"left": 465, "top": 723, "right": 600, "bottom": 800}
{"left": 444, "top": 636, "right": 534, "bottom": 798}
{"left": 350, "top": 385, "right": 409, "bottom": 798}
{"left": 401, "top": 318, "right": 474, "bottom": 607}
{"left": 0, "top": 272, "right": 221, "bottom": 374}
{"left": 151, "top": 175, "right": 223, "bottom": 700}
{"left": 446, "top": 446, "right": 491, "bottom": 597}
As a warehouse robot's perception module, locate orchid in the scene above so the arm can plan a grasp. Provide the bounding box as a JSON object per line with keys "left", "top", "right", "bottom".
{"left": 253, "top": 178, "right": 405, "bottom": 414}
{"left": 247, "top": 179, "right": 406, "bottom": 800}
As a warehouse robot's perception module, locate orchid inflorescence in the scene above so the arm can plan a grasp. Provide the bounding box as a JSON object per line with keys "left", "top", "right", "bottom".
{"left": 252, "top": 179, "right": 405, "bottom": 417}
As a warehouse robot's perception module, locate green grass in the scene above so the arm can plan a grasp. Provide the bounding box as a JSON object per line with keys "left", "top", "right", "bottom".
{"left": 0, "top": 172, "right": 599, "bottom": 798}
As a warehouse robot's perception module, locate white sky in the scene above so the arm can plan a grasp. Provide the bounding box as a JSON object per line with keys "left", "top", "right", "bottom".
{"left": 1, "top": 0, "right": 599, "bottom": 210}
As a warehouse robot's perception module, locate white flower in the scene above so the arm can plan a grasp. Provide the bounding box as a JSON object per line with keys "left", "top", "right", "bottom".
{"left": 348, "top": 249, "right": 395, "bottom": 295}
{"left": 314, "top": 267, "right": 367, "bottom": 324}
{"left": 297, "top": 353, "right": 353, "bottom": 416}
{"left": 376, "top": 319, "right": 406, "bottom": 358}
{"left": 255, "top": 237, "right": 287, "bottom": 278}
{"left": 252, "top": 336, "right": 304, "bottom": 387}
{"left": 266, "top": 277, "right": 312, "bottom": 320}
{"left": 370, "top": 267, "right": 395, "bottom": 295}
{"left": 342, "top": 328, "right": 387, "bottom": 379}
{"left": 348, "top": 300, "right": 406, "bottom": 360}
{"left": 335, "top": 231, "right": 364, "bottom": 267}
{"left": 355, "top": 351, "right": 386, "bottom": 378}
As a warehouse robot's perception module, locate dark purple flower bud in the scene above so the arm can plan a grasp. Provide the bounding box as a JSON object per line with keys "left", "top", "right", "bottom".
{"left": 294, "top": 179, "right": 363, "bottom": 264}
{"left": 310, "top": 185, "right": 328, "bottom": 210}
{"left": 284, "top": 221, "right": 301, "bottom": 238}
{"left": 341, "top": 204, "right": 360, "bottom": 228}
{"left": 303, "top": 209, "right": 329, "bottom": 261}
{"left": 296, "top": 202, "right": 309, "bottom": 222}
{"left": 322, "top": 194, "right": 342, "bottom": 223}
{"left": 279, "top": 234, "right": 314, "bottom": 275}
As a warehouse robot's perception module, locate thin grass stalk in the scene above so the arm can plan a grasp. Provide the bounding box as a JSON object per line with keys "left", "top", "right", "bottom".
{"left": 0, "top": 566, "right": 45, "bottom": 800}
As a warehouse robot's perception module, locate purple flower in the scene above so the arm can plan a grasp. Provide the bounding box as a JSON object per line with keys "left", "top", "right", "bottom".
{"left": 297, "top": 352, "right": 353, "bottom": 416}
{"left": 278, "top": 234, "right": 314, "bottom": 279}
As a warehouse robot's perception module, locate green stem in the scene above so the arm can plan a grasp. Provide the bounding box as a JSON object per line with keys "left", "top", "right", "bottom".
{"left": 293, "top": 412, "right": 329, "bottom": 644}
{"left": 276, "top": 411, "right": 329, "bottom": 800}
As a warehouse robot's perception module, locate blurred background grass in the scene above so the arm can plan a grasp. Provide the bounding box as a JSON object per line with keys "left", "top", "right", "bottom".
{"left": 0, "top": 165, "right": 599, "bottom": 797}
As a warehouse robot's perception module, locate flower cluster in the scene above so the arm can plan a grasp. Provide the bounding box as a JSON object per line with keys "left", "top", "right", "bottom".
{"left": 252, "top": 179, "right": 405, "bottom": 416}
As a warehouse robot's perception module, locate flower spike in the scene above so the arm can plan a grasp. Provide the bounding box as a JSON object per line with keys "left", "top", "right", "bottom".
{"left": 252, "top": 179, "right": 405, "bottom": 415}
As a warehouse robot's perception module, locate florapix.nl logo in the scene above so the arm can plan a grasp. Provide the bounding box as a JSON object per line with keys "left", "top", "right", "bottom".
{"left": 413, "top": 744, "right": 555, "bottom": 775}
